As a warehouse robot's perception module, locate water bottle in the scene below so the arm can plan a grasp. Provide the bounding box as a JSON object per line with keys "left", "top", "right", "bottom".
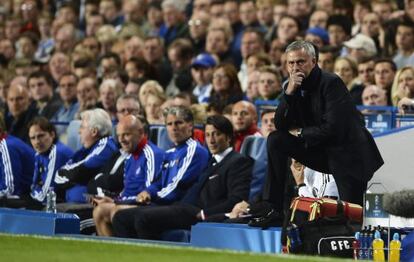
{"left": 46, "top": 187, "right": 57, "bottom": 213}
{"left": 389, "top": 233, "right": 401, "bottom": 262}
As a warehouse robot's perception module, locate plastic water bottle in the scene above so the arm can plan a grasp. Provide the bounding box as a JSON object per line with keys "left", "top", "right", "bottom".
{"left": 46, "top": 187, "right": 57, "bottom": 213}
{"left": 372, "top": 230, "right": 385, "bottom": 262}
{"left": 389, "top": 233, "right": 401, "bottom": 262}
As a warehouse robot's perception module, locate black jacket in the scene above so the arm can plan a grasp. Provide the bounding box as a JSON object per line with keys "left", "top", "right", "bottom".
{"left": 180, "top": 150, "right": 253, "bottom": 217}
{"left": 275, "top": 65, "right": 384, "bottom": 182}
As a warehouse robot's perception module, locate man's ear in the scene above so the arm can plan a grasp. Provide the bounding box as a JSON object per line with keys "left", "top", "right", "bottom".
{"left": 91, "top": 127, "right": 99, "bottom": 137}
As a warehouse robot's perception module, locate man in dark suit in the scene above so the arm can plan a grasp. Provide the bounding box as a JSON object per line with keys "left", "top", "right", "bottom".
{"left": 264, "top": 40, "right": 383, "bottom": 214}
{"left": 111, "top": 115, "right": 253, "bottom": 239}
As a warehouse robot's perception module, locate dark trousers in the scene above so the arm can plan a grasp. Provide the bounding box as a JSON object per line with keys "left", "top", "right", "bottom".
{"left": 112, "top": 204, "right": 200, "bottom": 239}
{"left": 0, "top": 195, "right": 44, "bottom": 210}
{"left": 263, "top": 131, "right": 367, "bottom": 211}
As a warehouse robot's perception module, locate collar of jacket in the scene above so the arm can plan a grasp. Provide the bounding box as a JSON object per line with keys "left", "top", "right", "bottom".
{"left": 301, "top": 65, "right": 322, "bottom": 91}
{"left": 132, "top": 136, "right": 148, "bottom": 160}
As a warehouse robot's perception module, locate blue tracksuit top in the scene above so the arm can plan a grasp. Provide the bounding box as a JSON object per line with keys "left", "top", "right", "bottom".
{"left": 54, "top": 136, "right": 118, "bottom": 203}
{"left": 0, "top": 135, "right": 35, "bottom": 197}
{"left": 30, "top": 142, "right": 73, "bottom": 202}
{"left": 146, "top": 138, "right": 209, "bottom": 204}
{"left": 120, "top": 141, "right": 165, "bottom": 201}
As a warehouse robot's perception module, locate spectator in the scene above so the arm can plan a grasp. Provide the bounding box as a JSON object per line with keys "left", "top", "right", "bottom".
{"left": 268, "top": 38, "right": 286, "bottom": 68}
{"left": 210, "top": 0, "right": 225, "bottom": 19}
{"left": 374, "top": 58, "right": 397, "bottom": 102}
{"left": 93, "top": 115, "right": 165, "bottom": 236}
{"left": 143, "top": 36, "right": 172, "bottom": 88}
{"left": 35, "top": 14, "right": 54, "bottom": 62}
{"left": 209, "top": 63, "right": 244, "bottom": 107}
{"left": 393, "top": 20, "right": 414, "bottom": 69}
{"left": 76, "top": 77, "right": 100, "bottom": 118}
{"left": 327, "top": 14, "right": 352, "bottom": 48}
{"left": 343, "top": 34, "right": 377, "bottom": 63}
{"left": 360, "top": 12, "right": 383, "bottom": 55}
{"left": 51, "top": 73, "right": 80, "bottom": 137}
{"left": 0, "top": 39, "right": 16, "bottom": 64}
{"left": 352, "top": 0, "right": 371, "bottom": 35}
{"left": 357, "top": 57, "right": 376, "bottom": 87}
{"left": 81, "top": 36, "right": 101, "bottom": 59}
{"left": 146, "top": 2, "right": 164, "bottom": 36}
{"left": 49, "top": 52, "right": 72, "bottom": 86}
{"left": 165, "top": 38, "right": 193, "bottom": 96}
{"left": 246, "top": 70, "right": 260, "bottom": 102}
{"left": 334, "top": 57, "right": 358, "bottom": 91}
{"left": 241, "top": 53, "right": 271, "bottom": 91}
{"left": 188, "top": 11, "right": 210, "bottom": 54}
{"left": 317, "top": 46, "right": 337, "bottom": 73}
{"left": 308, "top": 10, "right": 329, "bottom": 29}
{"left": 85, "top": 12, "right": 104, "bottom": 37}
{"left": 6, "top": 83, "right": 37, "bottom": 144}
{"left": 232, "top": 100, "right": 262, "bottom": 152}
{"left": 256, "top": 0, "right": 275, "bottom": 33}
{"left": 305, "top": 27, "right": 329, "bottom": 49}
{"left": 391, "top": 67, "right": 414, "bottom": 112}
{"left": 54, "top": 23, "right": 77, "bottom": 55}
{"left": 54, "top": 108, "right": 119, "bottom": 203}
{"left": 16, "top": 32, "right": 38, "bottom": 60}
{"left": 159, "top": 0, "right": 189, "bottom": 47}
{"left": 260, "top": 109, "right": 276, "bottom": 137}
{"left": 99, "top": 0, "right": 123, "bottom": 27}
{"left": 257, "top": 66, "right": 283, "bottom": 101}
{"left": 27, "top": 71, "right": 61, "bottom": 119}
{"left": 124, "top": 36, "right": 144, "bottom": 63}
{"left": 99, "top": 79, "right": 123, "bottom": 121}
{"left": 138, "top": 80, "right": 165, "bottom": 107}
{"left": 362, "top": 85, "right": 388, "bottom": 108}
{"left": 122, "top": 0, "right": 148, "bottom": 33}
{"left": 275, "top": 15, "right": 301, "bottom": 46}
{"left": 112, "top": 115, "right": 253, "bottom": 239}
{"left": 205, "top": 27, "right": 233, "bottom": 64}
{"left": 115, "top": 94, "right": 142, "bottom": 120}
{"left": 193, "top": 0, "right": 211, "bottom": 15}
{"left": 191, "top": 53, "right": 216, "bottom": 104}
{"left": 144, "top": 92, "right": 167, "bottom": 125}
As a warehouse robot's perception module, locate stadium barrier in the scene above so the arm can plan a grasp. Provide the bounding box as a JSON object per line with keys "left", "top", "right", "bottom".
{"left": 191, "top": 223, "right": 282, "bottom": 253}
{"left": 0, "top": 208, "right": 80, "bottom": 235}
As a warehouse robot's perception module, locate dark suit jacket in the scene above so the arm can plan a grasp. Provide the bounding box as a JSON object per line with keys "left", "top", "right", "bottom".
{"left": 180, "top": 150, "right": 253, "bottom": 217}
{"left": 275, "top": 65, "right": 383, "bottom": 182}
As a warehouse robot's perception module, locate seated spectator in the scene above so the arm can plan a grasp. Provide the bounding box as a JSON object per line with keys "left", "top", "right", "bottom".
{"left": 93, "top": 115, "right": 165, "bottom": 236}
{"left": 172, "top": 92, "right": 195, "bottom": 108}
{"left": 305, "top": 27, "right": 330, "bottom": 49}
{"left": 51, "top": 73, "right": 80, "bottom": 138}
{"left": 54, "top": 108, "right": 119, "bottom": 203}
{"left": 391, "top": 67, "right": 414, "bottom": 114}
{"left": 191, "top": 53, "right": 216, "bottom": 104}
{"left": 75, "top": 77, "right": 100, "bottom": 119}
{"left": 343, "top": 34, "right": 377, "bottom": 63}
{"left": 257, "top": 66, "right": 283, "bottom": 101}
{"left": 245, "top": 70, "right": 260, "bottom": 102}
{"left": 144, "top": 92, "right": 166, "bottom": 125}
{"left": 5, "top": 83, "right": 37, "bottom": 144}
{"left": 231, "top": 101, "right": 262, "bottom": 152}
{"left": 132, "top": 106, "right": 209, "bottom": 205}
{"left": 362, "top": 85, "right": 388, "bottom": 109}
{"left": 334, "top": 57, "right": 361, "bottom": 104}
{"left": 138, "top": 80, "right": 164, "bottom": 107}
{"left": 112, "top": 115, "right": 253, "bottom": 239}
{"left": 99, "top": 79, "right": 123, "bottom": 121}
{"left": 0, "top": 113, "right": 35, "bottom": 203}
{"left": 209, "top": 63, "right": 244, "bottom": 107}
{"left": 393, "top": 20, "right": 414, "bottom": 69}
{"left": 28, "top": 71, "right": 61, "bottom": 119}
{"left": 115, "top": 95, "right": 142, "bottom": 121}
{"left": 374, "top": 58, "right": 397, "bottom": 103}
{"left": 326, "top": 14, "right": 352, "bottom": 48}
{"left": 260, "top": 109, "right": 276, "bottom": 138}
{"left": 317, "top": 46, "right": 338, "bottom": 73}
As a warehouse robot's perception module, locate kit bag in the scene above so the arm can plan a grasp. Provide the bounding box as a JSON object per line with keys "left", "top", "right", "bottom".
{"left": 284, "top": 197, "right": 363, "bottom": 258}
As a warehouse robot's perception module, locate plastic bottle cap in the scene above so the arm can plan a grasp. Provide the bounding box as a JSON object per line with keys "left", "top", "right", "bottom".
{"left": 393, "top": 233, "right": 399, "bottom": 241}
{"left": 374, "top": 230, "right": 381, "bottom": 239}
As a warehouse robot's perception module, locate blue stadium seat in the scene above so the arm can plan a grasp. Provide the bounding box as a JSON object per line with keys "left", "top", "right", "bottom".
{"left": 149, "top": 125, "right": 173, "bottom": 151}
{"left": 240, "top": 136, "right": 268, "bottom": 201}
{"left": 66, "top": 120, "right": 82, "bottom": 151}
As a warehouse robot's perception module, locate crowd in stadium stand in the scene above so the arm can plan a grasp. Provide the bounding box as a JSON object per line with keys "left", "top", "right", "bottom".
{"left": 0, "top": 0, "right": 413, "bottom": 239}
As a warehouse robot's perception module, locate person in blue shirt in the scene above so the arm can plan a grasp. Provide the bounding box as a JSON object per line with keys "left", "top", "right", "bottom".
{"left": 92, "top": 115, "right": 165, "bottom": 236}
{"left": 135, "top": 106, "right": 209, "bottom": 205}
{"left": 54, "top": 108, "right": 118, "bottom": 203}
{"left": 0, "top": 113, "right": 35, "bottom": 207}
{"left": 29, "top": 117, "right": 73, "bottom": 207}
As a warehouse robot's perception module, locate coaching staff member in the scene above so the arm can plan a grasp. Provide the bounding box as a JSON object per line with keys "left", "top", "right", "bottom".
{"left": 264, "top": 40, "right": 383, "bottom": 214}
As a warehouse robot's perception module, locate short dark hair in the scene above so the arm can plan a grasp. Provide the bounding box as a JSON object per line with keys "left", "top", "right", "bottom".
{"left": 374, "top": 58, "right": 397, "bottom": 72}
{"left": 28, "top": 117, "right": 58, "bottom": 143}
{"left": 27, "top": 71, "right": 54, "bottom": 87}
{"left": 206, "top": 115, "right": 234, "bottom": 142}
{"left": 327, "top": 15, "right": 352, "bottom": 36}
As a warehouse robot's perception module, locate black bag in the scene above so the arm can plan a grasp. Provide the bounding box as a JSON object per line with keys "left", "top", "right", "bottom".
{"left": 287, "top": 216, "right": 361, "bottom": 258}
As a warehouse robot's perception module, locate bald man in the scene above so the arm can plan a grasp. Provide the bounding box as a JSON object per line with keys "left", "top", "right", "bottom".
{"left": 6, "top": 83, "right": 37, "bottom": 144}
{"left": 93, "top": 115, "right": 165, "bottom": 236}
{"left": 231, "top": 101, "right": 262, "bottom": 152}
{"left": 362, "top": 85, "right": 388, "bottom": 107}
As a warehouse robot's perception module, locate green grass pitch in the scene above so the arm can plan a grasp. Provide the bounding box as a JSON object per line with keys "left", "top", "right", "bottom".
{"left": 0, "top": 234, "right": 351, "bottom": 262}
